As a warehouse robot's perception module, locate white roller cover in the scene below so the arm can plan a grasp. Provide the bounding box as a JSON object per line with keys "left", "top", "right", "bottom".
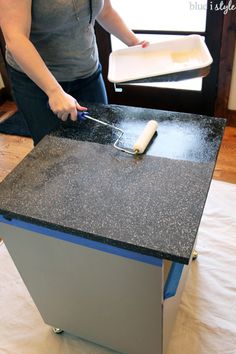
{"left": 133, "top": 120, "right": 158, "bottom": 154}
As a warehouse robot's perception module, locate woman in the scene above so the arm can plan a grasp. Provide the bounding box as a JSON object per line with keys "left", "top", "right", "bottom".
{"left": 0, "top": 0, "right": 147, "bottom": 144}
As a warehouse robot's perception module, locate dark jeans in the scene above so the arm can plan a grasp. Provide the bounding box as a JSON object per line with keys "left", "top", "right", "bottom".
{"left": 8, "top": 64, "right": 108, "bottom": 145}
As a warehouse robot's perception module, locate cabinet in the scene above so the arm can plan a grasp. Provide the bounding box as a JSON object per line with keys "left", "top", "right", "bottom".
{"left": 0, "top": 104, "right": 226, "bottom": 353}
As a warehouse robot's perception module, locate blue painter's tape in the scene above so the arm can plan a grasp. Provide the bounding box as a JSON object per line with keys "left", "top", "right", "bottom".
{"left": 0, "top": 215, "right": 162, "bottom": 267}
{"left": 164, "top": 262, "right": 184, "bottom": 299}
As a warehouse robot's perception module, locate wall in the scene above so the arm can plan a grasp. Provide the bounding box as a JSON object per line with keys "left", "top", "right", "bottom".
{"left": 0, "top": 73, "right": 4, "bottom": 90}
{"left": 228, "top": 40, "right": 236, "bottom": 111}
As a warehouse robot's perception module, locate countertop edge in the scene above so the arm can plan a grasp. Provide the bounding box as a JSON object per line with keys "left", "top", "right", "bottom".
{"left": 0, "top": 212, "right": 190, "bottom": 265}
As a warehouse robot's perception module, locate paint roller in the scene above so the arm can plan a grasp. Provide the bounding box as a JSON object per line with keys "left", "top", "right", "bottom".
{"left": 78, "top": 112, "right": 158, "bottom": 155}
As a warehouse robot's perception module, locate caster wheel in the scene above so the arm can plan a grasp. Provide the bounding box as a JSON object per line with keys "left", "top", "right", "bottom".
{"left": 192, "top": 250, "right": 198, "bottom": 261}
{"left": 52, "top": 327, "right": 64, "bottom": 334}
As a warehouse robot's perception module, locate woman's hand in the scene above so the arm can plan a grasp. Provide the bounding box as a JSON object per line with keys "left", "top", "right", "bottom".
{"left": 131, "top": 39, "right": 149, "bottom": 48}
{"left": 48, "top": 87, "right": 87, "bottom": 122}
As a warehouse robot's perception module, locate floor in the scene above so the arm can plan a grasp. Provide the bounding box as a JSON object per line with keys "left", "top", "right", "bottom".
{"left": 0, "top": 167, "right": 236, "bottom": 354}
{"left": 0, "top": 100, "right": 236, "bottom": 184}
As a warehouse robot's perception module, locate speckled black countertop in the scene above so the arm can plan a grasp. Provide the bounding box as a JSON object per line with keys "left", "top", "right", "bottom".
{"left": 0, "top": 104, "right": 226, "bottom": 264}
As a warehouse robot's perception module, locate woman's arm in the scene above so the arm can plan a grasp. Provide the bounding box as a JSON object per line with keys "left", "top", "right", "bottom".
{"left": 97, "top": 0, "right": 147, "bottom": 47}
{"left": 0, "top": 0, "right": 85, "bottom": 121}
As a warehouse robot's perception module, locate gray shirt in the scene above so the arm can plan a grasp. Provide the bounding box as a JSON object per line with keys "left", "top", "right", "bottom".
{"left": 6, "top": 0, "right": 104, "bottom": 81}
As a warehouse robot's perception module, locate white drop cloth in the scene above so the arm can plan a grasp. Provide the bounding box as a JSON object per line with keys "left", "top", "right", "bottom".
{"left": 0, "top": 180, "right": 236, "bottom": 354}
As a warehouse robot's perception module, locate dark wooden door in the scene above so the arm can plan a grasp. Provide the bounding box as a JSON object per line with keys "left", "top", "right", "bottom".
{"left": 0, "top": 29, "right": 12, "bottom": 101}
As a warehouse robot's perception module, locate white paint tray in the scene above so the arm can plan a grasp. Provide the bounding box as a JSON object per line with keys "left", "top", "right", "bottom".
{"left": 108, "top": 35, "right": 213, "bottom": 84}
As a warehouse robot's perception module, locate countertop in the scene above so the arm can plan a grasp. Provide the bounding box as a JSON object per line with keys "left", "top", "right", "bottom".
{"left": 0, "top": 104, "right": 226, "bottom": 264}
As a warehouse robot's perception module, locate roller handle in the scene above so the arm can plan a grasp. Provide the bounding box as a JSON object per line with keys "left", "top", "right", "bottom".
{"left": 47, "top": 102, "right": 88, "bottom": 121}
{"left": 77, "top": 111, "right": 89, "bottom": 121}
